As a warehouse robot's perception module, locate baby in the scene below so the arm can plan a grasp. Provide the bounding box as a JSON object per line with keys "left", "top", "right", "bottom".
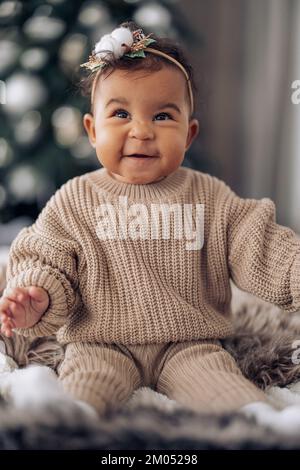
{"left": 1, "top": 20, "right": 300, "bottom": 427}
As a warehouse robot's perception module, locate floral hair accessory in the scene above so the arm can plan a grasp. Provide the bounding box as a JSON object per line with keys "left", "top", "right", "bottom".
{"left": 80, "top": 27, "right": 157, "bottom": 73}
{"left": 80, "top": 26, "right": 194, "bottom": 114}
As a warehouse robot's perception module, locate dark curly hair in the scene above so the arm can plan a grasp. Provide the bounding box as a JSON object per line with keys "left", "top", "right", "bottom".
{"left": 77, "top": 20, "right": 198, "bottom": 119}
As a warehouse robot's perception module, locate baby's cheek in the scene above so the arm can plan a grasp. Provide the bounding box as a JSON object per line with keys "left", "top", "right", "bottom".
{"left": 96, "top": 126, "right": 125, "bottom": 151}
{"left": 96, "top": 130, "right": 120, "bottom": 157}
{"left": 165, "top": 136, "right": 186, "bottom": 156}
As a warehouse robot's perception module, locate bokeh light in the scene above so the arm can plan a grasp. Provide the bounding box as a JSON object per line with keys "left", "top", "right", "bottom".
{"left": 20, "top": 48, "right": 49, "bottom": 71}
{"left": 134, "top": 2, "right": 172, "bottom": 31}
{"left": 0, "top": 139, "right": 13, "bottom": 167}
{"left": 51, "top": 106, "right": 82, "bottom": 147}
{"left": 7, "top": 165, "right": 42, "bottom": 202}
{"left": 78, "top": 1, "right": 111, "bottom": 28}
{"left": 0, "top": 40, "right": 20, "bottom": 75}
{"left": 5, "top": 73, "right": 47, "bottom": 115}
{"left": 0, "top": 1, "right": 22, "bottom": 20}
{"left": 14, "top": 110, "right": 42, "bottom": 146}
{"left": 23, "top": 15, "right": 66, "bottom": 41}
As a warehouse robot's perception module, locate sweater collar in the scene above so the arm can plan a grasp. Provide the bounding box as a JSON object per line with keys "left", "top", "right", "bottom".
{"left": 86, "top": 166, "right": 190, "bottom": 201}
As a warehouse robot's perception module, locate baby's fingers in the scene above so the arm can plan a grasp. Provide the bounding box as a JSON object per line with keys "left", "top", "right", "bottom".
{"left": 0, "top": 323, "right": 13, "bottom": 337}
{"left": 5, "top": 287, "right": 29, "bottom": 304}
{"left": 0, "top": 313, "right": 15, "bottom": 337}
{"left": 0, "top": 299, "right": 21, "bottom": 325}
{"left": 8, "top": 299, "right": 23, "bottom": 318}
{"left": 0, "top": 297, "right": 13, "bottom": 317}
{"left": 1, "top": 315, "right": 15, "bottom": 329}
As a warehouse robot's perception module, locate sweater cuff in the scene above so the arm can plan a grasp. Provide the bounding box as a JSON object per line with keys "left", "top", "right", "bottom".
{"left": 2, "top": 268, "right": 72, "bottom": 337}
{"left": 291, "top": 251, "right": 300, "bottom": 310}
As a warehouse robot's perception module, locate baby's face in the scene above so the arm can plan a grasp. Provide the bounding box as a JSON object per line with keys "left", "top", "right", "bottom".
{"left": 83, "top": 65, "right": 199, "bottom": 184}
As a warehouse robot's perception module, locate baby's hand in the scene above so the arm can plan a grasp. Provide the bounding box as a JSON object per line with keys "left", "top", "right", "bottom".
{"left": 0, "top": 286, "right": 49, "bottom": 337}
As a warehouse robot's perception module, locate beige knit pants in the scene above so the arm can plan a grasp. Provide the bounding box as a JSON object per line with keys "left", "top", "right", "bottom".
{"left": 57, "top": 339, "right": 266, "bottom": 416}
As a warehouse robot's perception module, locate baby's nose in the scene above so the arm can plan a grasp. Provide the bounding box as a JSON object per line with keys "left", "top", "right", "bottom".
{"left": 128, "top": 120, "right": 154, "bottom": 140}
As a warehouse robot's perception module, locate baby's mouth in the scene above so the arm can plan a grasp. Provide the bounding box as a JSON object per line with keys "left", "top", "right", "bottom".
{"left": 125, "top": 154, "right": 158, "bottom": 158}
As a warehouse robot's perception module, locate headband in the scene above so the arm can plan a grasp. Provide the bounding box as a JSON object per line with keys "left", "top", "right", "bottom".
{"left": 80, "top": 26, "right": 194, "bottom": 114}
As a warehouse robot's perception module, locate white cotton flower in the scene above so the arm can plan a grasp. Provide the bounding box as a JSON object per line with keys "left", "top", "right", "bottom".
{"left": 95, "top": 35, "right": 118, "bottom": 58}
{"left": 94, "top": 27, "right": 133, "bottom": 60}
{"left": 111, "top": 27, "right": 133, "bottom": 47}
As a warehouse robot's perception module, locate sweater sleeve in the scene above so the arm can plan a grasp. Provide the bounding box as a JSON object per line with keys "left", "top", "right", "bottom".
{"left": 2, "top": 189, "right": 82, "bottom": 337}
{"left": 226, "top": 189, "right": 300, "bottom": 312}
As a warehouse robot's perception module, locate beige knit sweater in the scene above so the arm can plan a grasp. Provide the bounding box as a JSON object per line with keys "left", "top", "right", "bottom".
{"left": 3, "top": 166, "right": 300, "bottom": 345}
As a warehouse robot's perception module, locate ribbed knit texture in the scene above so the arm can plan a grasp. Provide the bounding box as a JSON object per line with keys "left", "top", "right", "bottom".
{"left": 3, "top": 165, "right": 300, "bottom": 344}
{"left": 58, "top": 342, "right": 142, "bottom": 413}
{"left": 155, "top": 341, "right": 266, "bottom": 413}
{"left": 58, "top": 340, "right": 266, "bottom": 415}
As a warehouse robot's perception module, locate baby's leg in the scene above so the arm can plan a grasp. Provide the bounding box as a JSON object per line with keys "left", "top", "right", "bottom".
{"left": 58, "top": 342, "right": 142, "bottom": 416}
{"left": 156, "top": 339, "right": 267, "bottom": 414}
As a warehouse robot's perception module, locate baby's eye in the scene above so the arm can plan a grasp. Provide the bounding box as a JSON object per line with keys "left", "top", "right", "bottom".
{"left": 113, "top": 109, "right": 129, "bottom": 119}
{"left": 154, "top": 112, "right": 172, "bottom": 121}
{"left": 111, "top": 110, "right": 172, "bottom": 121}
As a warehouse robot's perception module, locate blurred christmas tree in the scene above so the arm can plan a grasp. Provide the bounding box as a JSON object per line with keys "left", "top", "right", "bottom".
{"left": 0, "top": 0, "right": 205, "bottom": 229}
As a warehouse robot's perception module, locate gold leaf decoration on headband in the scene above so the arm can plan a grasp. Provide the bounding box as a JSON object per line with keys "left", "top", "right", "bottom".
{"left": 79, "top": 53, "right": 108, "bottom": 73}
{"left": 124, "top": 37, "right": 156, "bottom": 59}
{"left": 80, "top": 30, "right": 157, "bottom": 73}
